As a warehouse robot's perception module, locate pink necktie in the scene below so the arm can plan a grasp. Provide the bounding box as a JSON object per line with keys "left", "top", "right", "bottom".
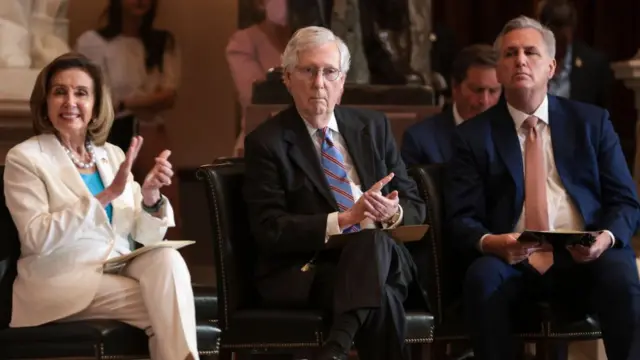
{"left": 523, "top": 116, "right": 553, "bottom": 274}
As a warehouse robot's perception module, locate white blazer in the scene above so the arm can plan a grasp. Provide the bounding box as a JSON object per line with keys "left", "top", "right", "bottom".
{"left": 3, "top": 134, "right": 175, "bottom": 327}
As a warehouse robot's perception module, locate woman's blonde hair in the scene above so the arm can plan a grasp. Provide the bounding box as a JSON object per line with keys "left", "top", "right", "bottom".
{"left": 30, "top": 52, "right": 114, "bottom": 145}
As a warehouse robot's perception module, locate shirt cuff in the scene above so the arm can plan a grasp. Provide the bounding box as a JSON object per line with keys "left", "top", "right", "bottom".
{"left": 325, "top": 212, "right": 342, "bottom": 243}
{"left": 478, "top": 233, "right": 491, "bottom": 253}
{"left": 603, "top": 230, "right": 615, "bottom": 248}
{"left": 381, "top": 205, "right": 404, "bottom": 229}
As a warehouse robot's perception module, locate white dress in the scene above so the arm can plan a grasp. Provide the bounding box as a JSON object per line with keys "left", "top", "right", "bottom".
{"left": 75, "top": 30, "right": 181, "bottom": 128}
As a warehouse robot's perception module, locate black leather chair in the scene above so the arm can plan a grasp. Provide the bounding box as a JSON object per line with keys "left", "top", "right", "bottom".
{"left": 197, "top": 160, "right": 434, "bottom": 359}
{"left": 0, "top": 165, "right": 222, "bottom": 359}
{"left": 409, "top": 164, "right": 603, "bottom": 359}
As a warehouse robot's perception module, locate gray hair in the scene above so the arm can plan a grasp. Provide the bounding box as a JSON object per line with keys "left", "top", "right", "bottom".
{"left": 281, "top": 26, "right": 351, "bottom": 73}
{"left": 493, "top": 16, "right": 556, "bottom": 59}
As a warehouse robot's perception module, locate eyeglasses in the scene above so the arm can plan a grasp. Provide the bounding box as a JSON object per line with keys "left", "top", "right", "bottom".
{"left": 293, "top": 66, "right": 342, "bottom": 81}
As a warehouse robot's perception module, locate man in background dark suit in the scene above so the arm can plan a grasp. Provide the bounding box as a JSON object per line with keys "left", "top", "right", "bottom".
{"left": 538, "top": 0, "right": 613, "bottom": 108}
{"left": 401, "top": 44, "right": 501, "bottom": 167}
{"left": 446, "top": 15, "right": 640, "bottom": 360}
{"left": 243, "top": 26, "right": 426, "bottom": 360}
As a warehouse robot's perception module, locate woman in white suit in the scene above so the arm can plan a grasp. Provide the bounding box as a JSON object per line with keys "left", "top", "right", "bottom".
{"left": 3, "top": 52, "right": 198, "bottom": 360}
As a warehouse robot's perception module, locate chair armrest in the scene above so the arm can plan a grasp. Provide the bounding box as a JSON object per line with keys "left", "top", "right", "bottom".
{"left": 407, "top": 164, "right": 446, "bottom": 324}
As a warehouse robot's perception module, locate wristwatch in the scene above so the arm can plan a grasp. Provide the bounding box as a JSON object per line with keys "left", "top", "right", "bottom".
{"left": 383, "top": 208, "right": 401, "bottom": 227}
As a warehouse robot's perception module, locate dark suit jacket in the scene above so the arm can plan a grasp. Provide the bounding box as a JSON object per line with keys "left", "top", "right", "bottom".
{"left": 244, "top": 105, "right": 426, "bottom": 302}
{"left": 401, "top": 106, "right": 455, "bottom": 167}
{"left": 570, "top": 41, "right": 613, "bottom": 109}
{"left": 445, "top": 95, "right": 639, "bottom": 255}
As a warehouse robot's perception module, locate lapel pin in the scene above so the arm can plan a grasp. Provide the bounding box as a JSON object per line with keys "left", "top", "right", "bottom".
{"left": 429, "top": 33, "right": 437, "bottom": 42}
{"left": 575, "top": 57, "right": 583, "bottom": 68}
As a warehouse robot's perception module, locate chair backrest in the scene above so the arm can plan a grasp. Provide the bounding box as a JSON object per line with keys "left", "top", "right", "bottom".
{"left": 197, "top": 160, "right": 259, "bottom": 330}
{"left": 212, "top": 157, "right": 245, "bottom": 165}
{"left": 0, "top": 166, "right": 21, "bottom": 328}
{"left": 407, "top": 164, "right": 453, "bottom": 324}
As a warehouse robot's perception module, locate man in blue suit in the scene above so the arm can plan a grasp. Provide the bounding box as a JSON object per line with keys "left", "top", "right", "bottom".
{"left": 401, "top": 44, "right": 502, "bottom": 166}
{"left": 446, "top": 15, "right": 640, "bottom": 360}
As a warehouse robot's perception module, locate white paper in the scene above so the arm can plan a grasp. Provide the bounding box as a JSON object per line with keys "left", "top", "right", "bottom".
{"left": 104, "top": 240, "right": 195, "bottom": 267}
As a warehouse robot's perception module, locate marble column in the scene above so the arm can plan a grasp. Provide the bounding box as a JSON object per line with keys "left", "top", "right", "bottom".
{"left": 0, "top": 0, "right": 70, "bottom": 163}
{"left": 407, "top": 0, "right": 432, "bottom": 87}
{"left": 330, "top": 0, "right": 370, "bottom": 84}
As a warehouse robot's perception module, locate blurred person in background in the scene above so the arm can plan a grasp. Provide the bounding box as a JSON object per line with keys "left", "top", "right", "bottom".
{"left": 76, "top": 0, "right": 182, "bottom": 239}
{"left": 226, "top": 0, "right": 291, "bottom": 157}
{"left": 537, "top": 0, "right": 612, "bottom": 108}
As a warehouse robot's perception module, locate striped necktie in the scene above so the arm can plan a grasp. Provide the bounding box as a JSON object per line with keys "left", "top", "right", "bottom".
{"left": 319, "top": 127, "right": 360, "bottom": 233}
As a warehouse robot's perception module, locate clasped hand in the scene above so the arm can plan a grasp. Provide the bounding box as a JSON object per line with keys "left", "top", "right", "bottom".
{"left": 348, "top": 173, "right": 399, "bottom": 224}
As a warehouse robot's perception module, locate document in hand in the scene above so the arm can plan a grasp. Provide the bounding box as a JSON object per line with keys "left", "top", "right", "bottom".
{"left": 325, "top": 225, "right": 429, "bottom": 249}
{"left": 103, "top": 240, "right": 196, "bottom": 267}
{"left": 518, "top": 230, "right": 599, "bottom": 248}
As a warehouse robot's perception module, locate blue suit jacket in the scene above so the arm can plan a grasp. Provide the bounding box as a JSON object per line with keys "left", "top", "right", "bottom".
{"left": 445, "top": 96, "right": 639, "bottom": 254}
{"left": 401, "top": 107, "right": 456, "bottom": 166}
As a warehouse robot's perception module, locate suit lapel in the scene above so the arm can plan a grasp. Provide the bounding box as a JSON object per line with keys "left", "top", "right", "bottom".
{"left": 548, "top": 96, "right": 573, "bottom": 191}
{"left": 491, "top": 103, "right": 525, "bottom": 210}
{"left": 335, "top": 107, "right": 375, "bottom": 191}
{"left": 93, "top": 146, "right": 113, "bottom": 187}
{"left": 283, "top": 109, "right": 337, "bottom": 209}
{"left": 38, "top": 134, "right": 92, "bottom": 200}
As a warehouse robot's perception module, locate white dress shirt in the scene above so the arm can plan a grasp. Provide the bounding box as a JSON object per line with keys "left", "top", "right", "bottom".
{"left": 302, "top": 114, "right": 403, "bottom": 241}
{"left": 480, "top": 96, "right": 614, "bottom": 249}
{"left": 452, "top": 102, "right": 465, "bottom": 126}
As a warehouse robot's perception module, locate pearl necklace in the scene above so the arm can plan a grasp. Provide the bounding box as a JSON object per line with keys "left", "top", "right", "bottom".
{"left": 63, "top": 141, "right": 97, "bottom": 169}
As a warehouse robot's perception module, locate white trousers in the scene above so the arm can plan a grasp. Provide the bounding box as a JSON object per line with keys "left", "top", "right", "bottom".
{"left": 61, "top": 247, "right": 199, "bottom": 360}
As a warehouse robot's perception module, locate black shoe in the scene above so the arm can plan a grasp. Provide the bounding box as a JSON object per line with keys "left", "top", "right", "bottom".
{"left": 317, "top": 341, "right": 348, "bottom": 360}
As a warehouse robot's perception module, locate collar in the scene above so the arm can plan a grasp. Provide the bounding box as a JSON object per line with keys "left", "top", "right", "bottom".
{"left": 452, "top": 102, "right": 464, "bottom": 126}
{"left": 302, "top": 112, "right": 339, "bottom": 137}
{"left": 506, "top": 95, "right": 549, "bottom": 129}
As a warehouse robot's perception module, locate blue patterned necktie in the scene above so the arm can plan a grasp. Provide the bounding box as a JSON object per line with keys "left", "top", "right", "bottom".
{"left": 318, "top": 127, "right": 360, "bottom": 233}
